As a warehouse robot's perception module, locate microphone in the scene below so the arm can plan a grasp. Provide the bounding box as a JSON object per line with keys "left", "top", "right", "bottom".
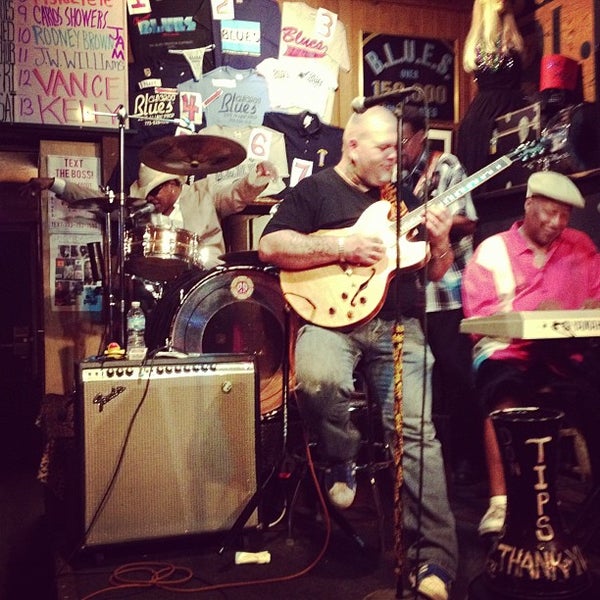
{"left": 351, "top": 86, "right": 423, "bottom": 113}
{"left": 129, "top": 203, "right": 156, "bottom": 220}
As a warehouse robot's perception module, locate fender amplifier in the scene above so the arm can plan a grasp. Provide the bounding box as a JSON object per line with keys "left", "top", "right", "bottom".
{"left": 76, "top": 354, "right": 258, "bottom": 548}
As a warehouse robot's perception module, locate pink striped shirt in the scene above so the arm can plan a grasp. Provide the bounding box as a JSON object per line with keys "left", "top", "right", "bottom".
{"left": 462, "top": 221, "right": 600, "bottom": 369}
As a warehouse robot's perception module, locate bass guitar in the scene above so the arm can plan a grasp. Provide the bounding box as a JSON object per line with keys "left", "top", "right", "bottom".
{"left": 280, "top": 140, "right": 549, "bottom": 329}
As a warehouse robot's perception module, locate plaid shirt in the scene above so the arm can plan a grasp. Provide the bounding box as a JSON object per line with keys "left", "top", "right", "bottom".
{"left": 403, "top": 150, "right": 478, "bottom": 312}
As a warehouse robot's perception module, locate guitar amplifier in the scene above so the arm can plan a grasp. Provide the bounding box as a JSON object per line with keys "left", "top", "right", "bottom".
{"left": 487, "top": 102, "right": 542, "bottom": 191}
{"left": 75, "top": 354, "right": 259, "bottom": 548}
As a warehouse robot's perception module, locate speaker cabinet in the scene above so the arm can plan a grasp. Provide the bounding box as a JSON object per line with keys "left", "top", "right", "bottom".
{"left": 76, "top": 355, "right": 258, "bottom": 548}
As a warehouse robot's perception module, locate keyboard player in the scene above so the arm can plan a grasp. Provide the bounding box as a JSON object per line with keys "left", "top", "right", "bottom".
{"left": 461, "top": 170, "right": 600, "bottom": 537}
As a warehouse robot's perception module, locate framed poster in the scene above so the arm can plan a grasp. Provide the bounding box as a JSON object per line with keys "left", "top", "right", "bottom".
{"left": 361, "top": 32, "right": 456, "bottom": 122}
{"left": 428, "top": 128, "right": 453, "bottom": 153}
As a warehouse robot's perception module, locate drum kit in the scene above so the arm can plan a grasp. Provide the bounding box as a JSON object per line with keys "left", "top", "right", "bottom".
{"left": 86, "top": 108, "right": 288, "bottom": 426}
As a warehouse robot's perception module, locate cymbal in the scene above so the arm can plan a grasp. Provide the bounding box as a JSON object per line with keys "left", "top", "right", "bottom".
{"left": 139, "top": 134, "right": 247, "bottom": 177}
{"left": 69, "top": 196, "right": 146, "bottom": 213}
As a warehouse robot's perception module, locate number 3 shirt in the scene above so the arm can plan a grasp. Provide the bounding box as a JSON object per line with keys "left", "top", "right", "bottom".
{"left": 278, "top": 1, "right": 350, "bottom": 74}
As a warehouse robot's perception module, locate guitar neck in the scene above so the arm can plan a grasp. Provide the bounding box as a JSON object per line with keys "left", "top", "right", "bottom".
{"left": 399, "top": 154, "right": 514, "bottom": 235}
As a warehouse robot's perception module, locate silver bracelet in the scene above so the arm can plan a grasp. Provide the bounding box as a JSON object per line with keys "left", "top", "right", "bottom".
{"left": 337, "top": 237, "right": 346, "bottom": 262}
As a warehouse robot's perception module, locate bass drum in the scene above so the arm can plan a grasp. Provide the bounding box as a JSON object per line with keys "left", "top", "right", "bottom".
{"left": 146, "top": 262, "right": 287, "bottom": 420}
{"left": 542, "top": 102, "right": 600, "bottom": 173}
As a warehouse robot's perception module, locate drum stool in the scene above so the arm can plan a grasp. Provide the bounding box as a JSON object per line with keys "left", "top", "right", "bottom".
{"left": 284, "top": 369, "right": 393, "bottom": 553}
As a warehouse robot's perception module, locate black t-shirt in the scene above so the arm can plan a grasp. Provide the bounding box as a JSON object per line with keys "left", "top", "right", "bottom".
{"left": 263, "top": 168, "right": 424, "bottom": 319}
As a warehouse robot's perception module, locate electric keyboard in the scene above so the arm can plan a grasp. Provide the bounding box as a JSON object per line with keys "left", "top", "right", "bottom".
{"left": 460, "top": 310, "right": 600, "bottom": 339}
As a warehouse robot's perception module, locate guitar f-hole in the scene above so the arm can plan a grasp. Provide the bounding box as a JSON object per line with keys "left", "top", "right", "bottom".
{"left": 350, "top": 268, "right": 376, "bottom": 307}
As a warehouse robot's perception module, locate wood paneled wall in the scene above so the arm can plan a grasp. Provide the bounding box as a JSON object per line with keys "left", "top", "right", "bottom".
{"left": 535, "top": 0, "right": 600, "bottom": 103}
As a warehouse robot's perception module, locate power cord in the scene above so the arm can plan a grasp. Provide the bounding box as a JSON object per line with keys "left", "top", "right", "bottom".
{"left": 76, "top": 435, "right": 332, "bottom": 599}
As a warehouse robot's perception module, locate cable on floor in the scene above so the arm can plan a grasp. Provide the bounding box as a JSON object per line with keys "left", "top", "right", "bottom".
{"left": 78, "top": 436, "right": 332, "bottom": 599}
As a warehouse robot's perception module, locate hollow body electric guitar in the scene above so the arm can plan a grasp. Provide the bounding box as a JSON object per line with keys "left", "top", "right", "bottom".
{"left": 279, "top": 140, "right": 549, "bottom": 329}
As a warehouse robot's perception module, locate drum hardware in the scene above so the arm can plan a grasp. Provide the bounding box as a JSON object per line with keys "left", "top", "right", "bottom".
{"left": 86, "top": 242, "right": 104, "bottom": 283}
{"left": 129, "top": 275, "right": 165, "bottom": 303}
{"left": 83, "top": 108, "right": 241, "bottom": 344}
{"left": 139, "top": 134, "right": 247, "bottom": 177}
{"left": 69, "top": 194, "right": 146, "bottom": 214}
{"left": 145, "top": 262, "right": 292, "bottom": 541}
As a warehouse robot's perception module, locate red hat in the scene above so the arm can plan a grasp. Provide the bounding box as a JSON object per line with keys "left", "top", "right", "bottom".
{"left": 540, "top": 54, "right": 579, "bottom": 91}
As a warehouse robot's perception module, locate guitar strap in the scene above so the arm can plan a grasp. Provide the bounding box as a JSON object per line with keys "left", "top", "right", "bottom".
{"left": 412, "top": 150, "right": 443, "bottom": 201}
{"left": 379, "top": 181, "right": 409, "bottom": 221}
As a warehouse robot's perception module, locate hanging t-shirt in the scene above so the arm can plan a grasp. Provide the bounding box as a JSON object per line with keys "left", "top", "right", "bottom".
{"left": 129, "top": 54, "right": 196, "bottom": 140}
{"left": 262, "top": 111, "right": 343, "bottom": 195}
{"left": 128, "top": 0, "right": 215, "bottom": 69}
{"left": 178, "top": 66, "right": 270, "bottom": 128}
{"left": 256, "top": 57, "right": 338, "bottom": 123}
{"left": 199, "top": 124, "right": 289, "bottom": 197}
{"left": 119, "top": 54, "right": 197, "bottom": 189}
{"left": 278, "top": 2, "right": 350, "bottom": 73}
{"left": 211, "top": 0, "right": 281, "bottom": 69}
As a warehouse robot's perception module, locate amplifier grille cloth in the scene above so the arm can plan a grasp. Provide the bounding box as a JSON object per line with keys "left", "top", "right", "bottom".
{"left": 79, "top": 359, "right": 257, "bottom": 547}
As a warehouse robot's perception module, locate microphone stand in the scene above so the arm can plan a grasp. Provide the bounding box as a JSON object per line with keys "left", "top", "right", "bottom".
{"left": 387, "top": 91, "right": 428, "bottom": 600}
{"left": 390, "top": 101, "right": 407, "bottom": 600}
{"left": 92, "top": 105, "right": 129, "bottom": 346}
{"left": 115, "top": 105, "right": 128, "bottom": 347}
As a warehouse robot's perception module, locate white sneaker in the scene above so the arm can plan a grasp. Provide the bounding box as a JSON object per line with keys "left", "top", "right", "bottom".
{"left": 324, "top": 461, "right": 357, "bottom": 510}
{"left": 478, "top": 502, "right": 506, "bottom": 536}
{"left": 409, "top": 564, "right": 452, "bottom": 600}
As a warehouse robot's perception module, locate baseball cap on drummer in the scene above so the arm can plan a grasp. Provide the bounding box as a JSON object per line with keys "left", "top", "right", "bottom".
{"left": 526, "top": 171, "right": 585, "bottom": 208}
{"left": 130, "top": 163, "right": 186, "bottom": 200}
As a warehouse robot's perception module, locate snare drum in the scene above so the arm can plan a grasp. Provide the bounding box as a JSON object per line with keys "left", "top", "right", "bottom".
{"left": 146, "top": 262, "right": 287, "bottom": 419}
{"left": 125, "top": 224, "right": 203, "bottom": 282}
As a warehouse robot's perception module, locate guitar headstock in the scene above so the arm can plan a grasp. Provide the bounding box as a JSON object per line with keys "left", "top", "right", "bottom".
{"left": 508, "top": 138, "right": 552, "bottom": 163}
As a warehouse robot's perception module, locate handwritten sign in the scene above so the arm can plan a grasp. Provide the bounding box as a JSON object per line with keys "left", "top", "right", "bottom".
{"left": 9, "top": 0, "right": 127, "bottom": 128}
{"left": 361, "top": 32, "right": 455, "bottom": 121}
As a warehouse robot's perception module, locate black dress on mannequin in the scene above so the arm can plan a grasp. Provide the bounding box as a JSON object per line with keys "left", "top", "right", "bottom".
{"left": 457, "top": 51, "right": 526, "bottom": 177}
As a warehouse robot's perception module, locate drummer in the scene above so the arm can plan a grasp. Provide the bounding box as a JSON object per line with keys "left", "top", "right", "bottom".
{"left": 22, "top": 160, "right": 279, "bottom": 270}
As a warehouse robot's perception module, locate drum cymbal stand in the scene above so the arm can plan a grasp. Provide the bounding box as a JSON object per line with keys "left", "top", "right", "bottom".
{"left": 218, "top": 306, "right": 292, "bottom": 555}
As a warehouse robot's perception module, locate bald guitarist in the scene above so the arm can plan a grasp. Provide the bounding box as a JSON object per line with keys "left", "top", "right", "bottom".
{"left": 259, "top": 105, "right": 459, "bottom": 600}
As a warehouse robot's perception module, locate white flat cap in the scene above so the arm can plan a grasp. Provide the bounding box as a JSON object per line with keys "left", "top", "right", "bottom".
{"left": 526, "top": 170, "right": 584, "bottom": 208}
{"left": 130, "top": 163, "right": 186, "bottom": 200}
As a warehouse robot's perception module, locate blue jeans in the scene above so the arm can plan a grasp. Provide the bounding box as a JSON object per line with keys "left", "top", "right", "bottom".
{"left": 294, "top": 316, "right": 458, "bottom": 579}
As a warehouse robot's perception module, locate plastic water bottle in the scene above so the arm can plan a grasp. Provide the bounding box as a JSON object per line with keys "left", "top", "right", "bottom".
{"left": 126, "top": 301, "right": 147, "bottom": 360}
